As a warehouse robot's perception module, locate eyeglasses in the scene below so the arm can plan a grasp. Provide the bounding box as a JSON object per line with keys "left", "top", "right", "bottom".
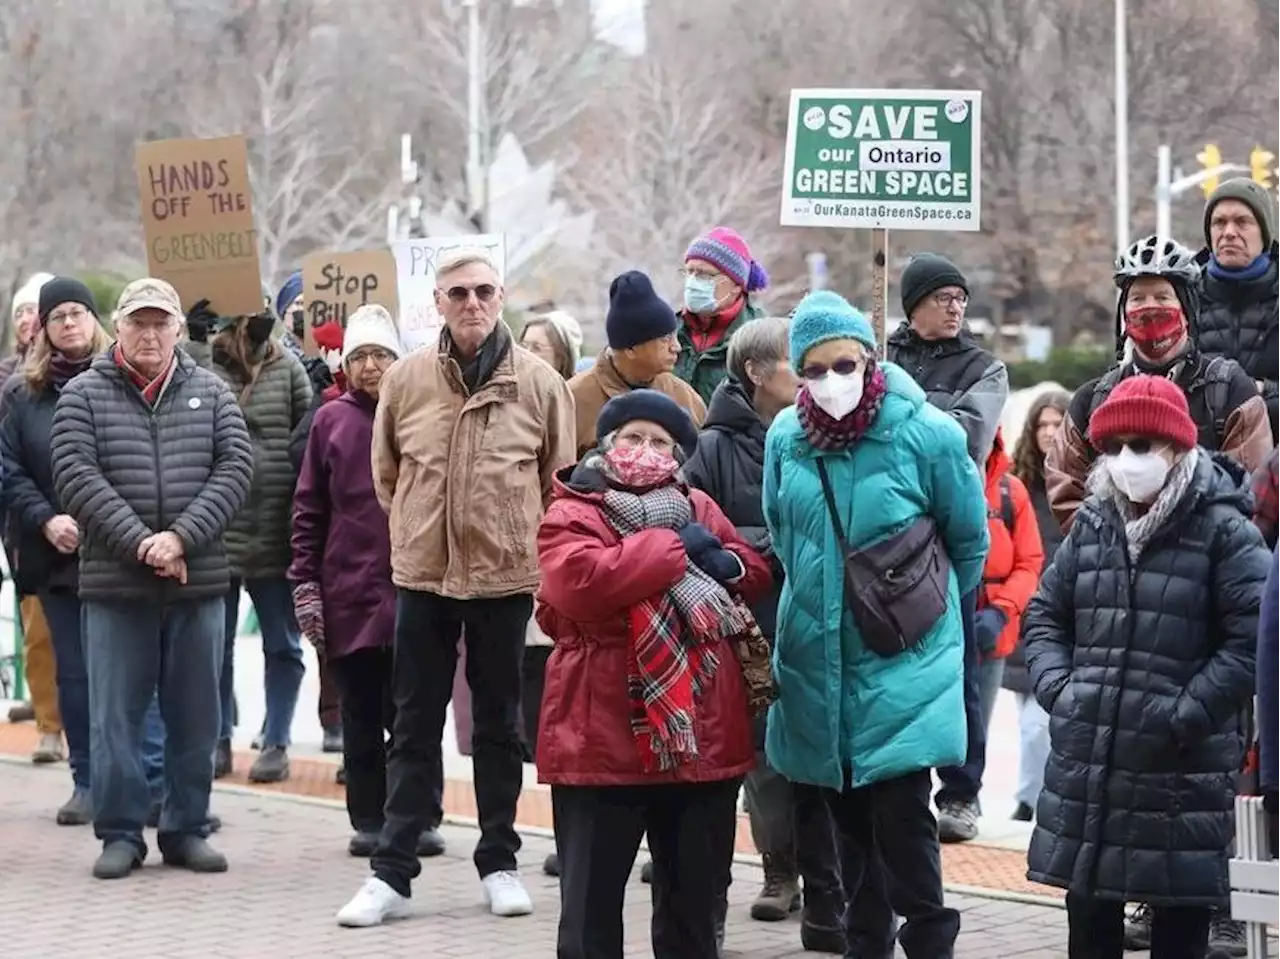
{"left": 932, "top": 292, "right": 968, "bottom": 309}
{"left": 47, "top": 307, "right": 90, "bottom": 326}
{"left": 679, "top": 267, "right": 723, "bottom": 282}
{"left": 442, "top": 284, "right": 497, "bottom": 303}
{"left": 616, "top": 431, "right": 675, "bottom": 453}
{"left": 801, "top": 358, "right": 862, "bottom": 380}
{"left": 347, "top": 349, "right": 394, "bottom": 367}
{"left": 1100, "top": 438, "right": 1164, "bottom": 457}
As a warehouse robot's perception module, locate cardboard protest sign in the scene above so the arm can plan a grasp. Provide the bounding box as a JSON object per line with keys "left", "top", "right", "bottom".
{"left": 301, "top": 249, "right": 399, "bottom": 356}
{"left": 135, "top": 134, "right": 263, "bottom": 317}
{"left": 393, "top": 234, "right": 506, "bottom": 352}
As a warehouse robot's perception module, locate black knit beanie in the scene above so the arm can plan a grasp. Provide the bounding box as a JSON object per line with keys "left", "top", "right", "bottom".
{"left": 605, "top": 271, "right": 678, "bottom": 351}
{"left": 38, "top": 277, "right": 98, "bottom": 327}
{"left": 900, "top": 253, "right": 969, "bottom": 317}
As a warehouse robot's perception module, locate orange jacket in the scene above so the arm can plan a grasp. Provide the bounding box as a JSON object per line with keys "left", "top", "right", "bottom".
{"left": 979, "top": 430, "right": 1044, "bottom": 658}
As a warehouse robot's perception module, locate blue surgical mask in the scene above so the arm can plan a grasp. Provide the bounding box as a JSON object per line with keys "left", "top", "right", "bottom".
{"left": 684, "top": 275, "right": 720, "bottom": 315}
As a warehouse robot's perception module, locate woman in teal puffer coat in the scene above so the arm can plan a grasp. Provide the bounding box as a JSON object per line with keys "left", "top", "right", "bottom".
{"left": 762, "top": 291, "right": 988, "bottom": 959}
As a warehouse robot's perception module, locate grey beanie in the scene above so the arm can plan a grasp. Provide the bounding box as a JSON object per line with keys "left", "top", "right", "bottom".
{"left": 1204, "top": 177, "right": 1277, "bottom": 249}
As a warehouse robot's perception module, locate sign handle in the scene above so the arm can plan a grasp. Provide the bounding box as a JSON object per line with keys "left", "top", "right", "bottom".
{"left": 870, "top": 228, "right": 889, "bottom": 357}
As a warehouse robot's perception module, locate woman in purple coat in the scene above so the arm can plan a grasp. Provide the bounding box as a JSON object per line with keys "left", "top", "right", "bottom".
{"left": 288, "top": 305, "right": 445, "bottom": 858}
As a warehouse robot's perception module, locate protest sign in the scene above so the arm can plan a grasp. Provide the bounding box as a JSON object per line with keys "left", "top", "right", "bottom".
{"left": 135, "top": 134, "right": 263, "bottom": 316}
{"left": 301, "top": 249, "right": 399, "bottom": 355}
{"left": 780, "top": 89, "right": 982, "bottom": 232}
{"left": 393, "top": 234, "right": 506, "bottom": 352}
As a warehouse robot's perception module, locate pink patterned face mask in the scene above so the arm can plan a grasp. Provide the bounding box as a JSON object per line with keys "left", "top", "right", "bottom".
{"left": 604, "top": 443, "right": 679, "bottom": 488}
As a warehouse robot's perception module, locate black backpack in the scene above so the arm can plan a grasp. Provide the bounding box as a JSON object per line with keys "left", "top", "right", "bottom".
{"left": 1086, "top": 357, "right": 1235, "bottom": 452}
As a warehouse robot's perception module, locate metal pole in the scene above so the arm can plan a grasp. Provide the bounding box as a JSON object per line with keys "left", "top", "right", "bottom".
{"left": 1114, "top": 0, "right": 1129, "bottom": 254}
{"left": 871, "top": 229, "right": 889, "bottom": 356}
{"left": 1156, "top": 144, "right": 1172, "bottom": 244}
{"left": 465, "top": 0, "right": 484, "bottom": 226}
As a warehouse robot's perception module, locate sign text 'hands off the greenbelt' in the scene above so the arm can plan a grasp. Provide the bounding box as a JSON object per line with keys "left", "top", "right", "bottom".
{"left": 781, "top": 89, "right": 982, "bottom": 232}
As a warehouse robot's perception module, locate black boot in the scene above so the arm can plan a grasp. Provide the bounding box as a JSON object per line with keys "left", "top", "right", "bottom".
{"left": 800, "top": 885, "right": 846, "bottom": 954}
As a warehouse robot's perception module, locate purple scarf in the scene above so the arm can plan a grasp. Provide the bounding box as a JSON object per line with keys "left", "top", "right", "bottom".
{"left": 795, "top": 362, "right": 888, "bottom": 451}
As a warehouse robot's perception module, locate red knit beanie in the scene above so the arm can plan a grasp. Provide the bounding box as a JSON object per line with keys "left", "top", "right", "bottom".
{"left": 1088, "top": 374, "right": 1198, "bottom": 451}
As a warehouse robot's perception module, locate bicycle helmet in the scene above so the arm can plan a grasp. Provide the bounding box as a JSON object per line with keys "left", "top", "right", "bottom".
{"left": 1113, "top": 235, "right": 1200, "bottom": 288}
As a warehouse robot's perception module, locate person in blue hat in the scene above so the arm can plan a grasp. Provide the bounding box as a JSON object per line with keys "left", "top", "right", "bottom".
{"left": 762, "top": 290, "right": 989, "bottom": 959}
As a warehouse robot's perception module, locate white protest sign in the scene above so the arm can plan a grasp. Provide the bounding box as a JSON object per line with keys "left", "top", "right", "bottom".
{"left": 393, "top": 234, "right": 507, "bottom": 352}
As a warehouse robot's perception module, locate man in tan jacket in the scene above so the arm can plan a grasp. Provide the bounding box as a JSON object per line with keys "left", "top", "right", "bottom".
{"left": 337, "top": 249, "right": 575, "bottom": 929}
{"left": 568, "top": 270, "right": 705, "bottom": 457}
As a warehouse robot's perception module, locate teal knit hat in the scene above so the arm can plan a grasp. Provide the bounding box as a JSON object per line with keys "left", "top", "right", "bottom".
{"left": 788, "top": 291, "right": 877, "bottom": 373}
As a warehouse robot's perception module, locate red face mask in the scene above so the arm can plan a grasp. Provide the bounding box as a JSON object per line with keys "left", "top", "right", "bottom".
{"left": 604, "top": 444, "right": 679, "bottom": 489}
{"left": 1124, "top": 305, "right": 1185, "bottom": 360}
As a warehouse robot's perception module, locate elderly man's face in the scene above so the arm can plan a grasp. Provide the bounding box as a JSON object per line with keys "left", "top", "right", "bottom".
{"left": 1210, "top": 199, "right": 1265, "bottom": 268}
{"left": 435, "top": 261, "right": 504, "bottom": 357}
{"left": 117, "top": 307, "right": 181, "bottom": 376}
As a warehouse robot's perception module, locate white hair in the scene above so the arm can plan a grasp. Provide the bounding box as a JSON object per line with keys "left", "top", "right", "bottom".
{"left": 436, "top": 248, "right": 503, "bottom": 285}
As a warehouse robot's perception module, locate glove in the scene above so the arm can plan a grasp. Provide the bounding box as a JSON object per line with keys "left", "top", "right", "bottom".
{"left": 185, "top": 298, "right": 218, "bottom": 343}
{"left": 291, "top": 581, "right": 326, "bottom": 655}
{"left": 974, "top": 607, "right": 1008, "bottom": 655}
{"left": 678, "top": 522, "right": 722, "bottom": 559}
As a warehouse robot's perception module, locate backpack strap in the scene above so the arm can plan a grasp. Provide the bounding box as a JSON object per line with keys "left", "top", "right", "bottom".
{"left": 1200, "top": 355, "right": 1234, "bottom": 449}
{"left": 999, "top": 474, "right": 1014, "bottom": 532}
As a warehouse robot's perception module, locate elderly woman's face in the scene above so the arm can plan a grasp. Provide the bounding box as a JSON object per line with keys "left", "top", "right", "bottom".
{"left": 800, "top": 338, "right": 867, "bottom": 381}
{"left": 613, "top": 419, "right": 676, "bottom": 458}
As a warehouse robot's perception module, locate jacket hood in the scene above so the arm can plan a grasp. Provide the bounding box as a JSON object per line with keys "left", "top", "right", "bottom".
{"left": 985, "top": 428, "right": 1011, "bottom": 487}
{"left": 1195, "top": 450, "right": 1253, "bottom": 512}
{"left": 704, "top": 376, "right": 764, "bottom": 436}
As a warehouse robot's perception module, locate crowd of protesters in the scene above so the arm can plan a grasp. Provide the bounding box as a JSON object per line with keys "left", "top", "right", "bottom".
{"left": 1, "top": 182, "right": 1277, "bottom": 959}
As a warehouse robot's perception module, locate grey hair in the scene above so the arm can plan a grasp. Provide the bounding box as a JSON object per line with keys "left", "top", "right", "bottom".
{"left": 436, "top": 247, "right": 503, "bottom": 285}
{"left": 726, "top": 316, "right": 790, "bottom": 385}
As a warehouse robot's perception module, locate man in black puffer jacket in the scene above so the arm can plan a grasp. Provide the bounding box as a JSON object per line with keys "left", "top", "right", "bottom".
{"left": 1195, "top": 179, "right": 1279, "bottom": 440}
{"left": 683, "top": 316, "right": 845, "bottom": 956}
{"left": 51, "top": 278, "right": 252, "bottom": 882}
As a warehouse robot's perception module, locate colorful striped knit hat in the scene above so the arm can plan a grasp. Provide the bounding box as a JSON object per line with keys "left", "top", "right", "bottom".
{"left": 685, "top": 226, "right": 769, "bottom": 292}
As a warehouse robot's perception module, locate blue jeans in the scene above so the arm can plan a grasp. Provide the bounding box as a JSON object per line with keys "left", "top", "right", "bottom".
{"left": 219, "top": 577, "right": 304, "bottom": 747}
{"left": 1015, "top": 693, "right": 1050, "bottom": 809}
{"left": 977, "top": 657, "right": 1005, "bottom": 737}
{"left": 42, "top": 591, "right": 165, "bottom": 797}
{"left": 936, "top": 589, "right": 986, "bottom": 806}
{"left": 84, "top": 597, "right": 223, "bottom": 856}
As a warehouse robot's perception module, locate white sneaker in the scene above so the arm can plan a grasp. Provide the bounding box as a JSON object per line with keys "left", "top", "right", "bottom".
{"left": 481, "top": 870, "right": 533, "bottom": 917}
{"left": 336, "top": 877, "right": 410, "bottom": 927}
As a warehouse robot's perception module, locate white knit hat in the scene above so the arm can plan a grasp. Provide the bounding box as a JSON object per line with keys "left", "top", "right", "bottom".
{"left": 12, "top": 272, "right": 55, "bottom": 318}
{"left": 342, "top": 305, "right": 404, "bottom": 369}
{"left": 539, "top": 310, "right": 583, "bottom": 367}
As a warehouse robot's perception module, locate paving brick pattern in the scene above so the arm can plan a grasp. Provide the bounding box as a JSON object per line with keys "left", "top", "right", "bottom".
{"left": 0, "top": 758, "right": 1080, "bottom": 959}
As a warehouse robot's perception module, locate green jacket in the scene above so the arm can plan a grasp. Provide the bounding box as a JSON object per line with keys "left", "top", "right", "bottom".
{"left": 674, "top": 299, "right": 765, "bottom": 406}
{"left": 184, "top": 338, "right": 312, "bottom": 579}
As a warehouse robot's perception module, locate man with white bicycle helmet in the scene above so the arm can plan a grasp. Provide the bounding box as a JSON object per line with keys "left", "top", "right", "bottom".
{"left": 1045, "top": 234, "right": 1272, "bottom": 531}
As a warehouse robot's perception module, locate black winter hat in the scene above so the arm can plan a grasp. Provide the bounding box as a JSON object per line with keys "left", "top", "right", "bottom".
{"left": 900, "top": 253, "right": 969, "bottom": 317}
{"left": 596, "top": 388, "right": 699, "bottom": 458}
{"left": 38, "top": 277, "right": 98, "bottom": 327}
{"left": 605, "top": 270, "right": 678, "bottom": 351}
{"left": 1204, "top": 177, "right": 1277, "bottom": 250}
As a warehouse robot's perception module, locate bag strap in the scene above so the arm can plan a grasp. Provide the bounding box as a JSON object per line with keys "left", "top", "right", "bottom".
{"left": 1000, "top": 474, "right": 1014, "bottom": 531}
{"left": 815, "top": 459, "right": 853, "bottom": 555}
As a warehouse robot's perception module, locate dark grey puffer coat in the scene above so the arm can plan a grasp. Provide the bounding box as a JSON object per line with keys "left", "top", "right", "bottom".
{"left": 50, "top": 349, "right": 253, "bottom": 602}
{"left": 1024, "top": 451, "right": 1267, "bottom": 906}
{"left": 185, "top": 339, "right": 311, "bottom": 580}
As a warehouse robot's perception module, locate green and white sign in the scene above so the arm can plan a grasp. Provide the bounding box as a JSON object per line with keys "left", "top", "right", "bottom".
{"left": 780, "top": 88, "right": 982, "bottom": 232}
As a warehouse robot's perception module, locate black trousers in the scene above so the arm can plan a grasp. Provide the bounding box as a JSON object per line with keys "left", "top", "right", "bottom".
{"left": 828, "top": 769, "right": 959, "bottom": 959}
{"left": 372, "top": 589, "right": 531, "bottom": 895}
{"left": 553, "top": 779, "right": 741, "bottom": 959}
{"left": 329, "top": 647, "right": 443, "bottom": 835}
{"left": 1066, "top": 894, "right": 1210, "bottom": 959}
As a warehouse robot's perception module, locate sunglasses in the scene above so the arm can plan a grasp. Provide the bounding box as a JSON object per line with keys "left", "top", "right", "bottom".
{"left": 801, "top": 358, "right": 862, "bottom": 380}
{"left": 1100, "top": 438, "right": 1161, "bottom": 457}
{"left": 443, "top": 284, "right": 497, "bottom": 303}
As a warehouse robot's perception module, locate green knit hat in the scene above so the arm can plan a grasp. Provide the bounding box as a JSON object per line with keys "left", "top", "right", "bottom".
{"left": 1203, "top": 177, "right": 1277, "bottom": 249}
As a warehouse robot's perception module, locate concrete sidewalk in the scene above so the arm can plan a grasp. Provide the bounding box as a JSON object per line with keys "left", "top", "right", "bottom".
{"left": 0, "top": 758, "right": 1077, "bottom": 959}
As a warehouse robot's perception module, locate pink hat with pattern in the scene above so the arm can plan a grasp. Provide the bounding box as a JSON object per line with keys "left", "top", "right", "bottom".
{"left": 685, "top": 226, "right": 769, "bottom": 292}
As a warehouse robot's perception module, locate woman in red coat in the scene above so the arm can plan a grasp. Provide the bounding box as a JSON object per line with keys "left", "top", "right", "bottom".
{"left": 536, "top": 389, "right": 771, "bottom": 959}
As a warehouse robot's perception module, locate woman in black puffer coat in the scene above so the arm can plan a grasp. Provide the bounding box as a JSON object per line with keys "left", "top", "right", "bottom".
{"left": 1024, "top": 375, "right": 1268, "bottom": 959}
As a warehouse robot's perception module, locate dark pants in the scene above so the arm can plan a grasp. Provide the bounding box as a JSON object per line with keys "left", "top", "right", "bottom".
{"left": 553, "top": 779, "right": 741, "bottom": 959}
{"left": 936, "top": 589, "right": 985, "bottom": 805}
{"left": 329, "top": 647, "right": 442, "bottom": 835}
{"left": 219, "top": 577, "right": 305, "bottom": 746}
{"left": 1065, "top": 893, "right": 1210, "bottom": 959}
{"left": 84, "top": 598, "right": 223, "bottom": 858}
{"left": 828, "top": 769, "right": 959, "bottom": 959}
{"left": 372, "top": 589, "right": 529, "bottom": 894}
{"left": 792, "top": 782, "right": 845, "bottom": 902}
{"left": 522, "top": 645, "right": 552, "bottom": 763}
{"left": 318, "top": 652, "right": 342, "bottom": 730}
{"left": 44, "top": 591, "right": 165, "bottom": 798}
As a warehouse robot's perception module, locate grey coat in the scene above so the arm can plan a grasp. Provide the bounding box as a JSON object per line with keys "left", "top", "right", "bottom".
{"left": 50, "top": 349, "right": 253, "bottom": 602}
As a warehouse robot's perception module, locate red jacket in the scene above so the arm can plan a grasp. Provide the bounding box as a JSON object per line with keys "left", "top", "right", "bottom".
{"left": 534, "top": 465, "right": 772, "bottom": 787}
{"left": 979, "top": 431, "right": 1043, "bottom": 659}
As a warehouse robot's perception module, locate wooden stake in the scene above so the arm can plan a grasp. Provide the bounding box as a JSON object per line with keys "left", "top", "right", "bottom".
{"left": 870, "top": 228, "right": 889, "bottom": 356}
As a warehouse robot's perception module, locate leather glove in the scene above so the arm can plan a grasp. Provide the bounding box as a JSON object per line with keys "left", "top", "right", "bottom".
{"left": 291, "top": 581, "right": 326, "bottom": 656}
{"left": 974, "top": 607, "right": 1008, "bottom": 655}
{"left": 185, "top": 298, "right": 218, "bottom": 343}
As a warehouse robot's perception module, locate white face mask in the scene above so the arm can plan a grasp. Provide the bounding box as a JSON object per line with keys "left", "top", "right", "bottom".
{"left": 808, "top": 371, "right": 864, "bottom": 420}
{"left": 1105, "top": 445, "right": 1171, "bottom": 503}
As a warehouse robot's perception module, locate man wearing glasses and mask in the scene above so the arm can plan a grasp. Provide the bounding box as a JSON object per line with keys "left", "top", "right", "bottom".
{"left": 336, "top": 248, "right": 575, "bottom": 929}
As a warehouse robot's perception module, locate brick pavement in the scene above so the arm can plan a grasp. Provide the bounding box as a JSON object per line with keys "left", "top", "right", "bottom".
{"left": 2, "top": 759, "right": 1271, "bottom": 959}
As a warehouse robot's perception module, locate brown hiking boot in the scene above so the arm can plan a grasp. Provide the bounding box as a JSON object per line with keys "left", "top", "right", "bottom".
{"left": 750, "top": 852, "right": 801, "bottom": 921}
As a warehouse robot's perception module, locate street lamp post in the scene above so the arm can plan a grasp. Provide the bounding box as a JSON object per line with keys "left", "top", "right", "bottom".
{"left": 1115, "top": 0, "right": 1129, "bottom": 255}
{"left": 1155, "top": 144, "right": 1249, "bottom": 241}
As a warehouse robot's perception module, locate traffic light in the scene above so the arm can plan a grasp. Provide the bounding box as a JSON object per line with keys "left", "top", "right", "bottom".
{"left": 1250, "top": 146, "right": 1275, "bottom": 189}
{"left": 1197, "top": 144, "right": 1223, "bottom": 197}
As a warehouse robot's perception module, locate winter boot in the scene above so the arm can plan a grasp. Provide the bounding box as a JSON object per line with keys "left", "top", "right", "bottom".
{"left": 750, "top": 852, "right": 801, "bottom": 921}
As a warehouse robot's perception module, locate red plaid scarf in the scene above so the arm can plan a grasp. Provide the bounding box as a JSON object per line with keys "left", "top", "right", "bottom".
{"left": 794, "top": 361, "right": 888, "bottom": 451}
{"left": 112, "top": 344, "right": 173, "bottom": 407}
{"left": 597, "top": 480, "right": 749, "bottom": 771}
